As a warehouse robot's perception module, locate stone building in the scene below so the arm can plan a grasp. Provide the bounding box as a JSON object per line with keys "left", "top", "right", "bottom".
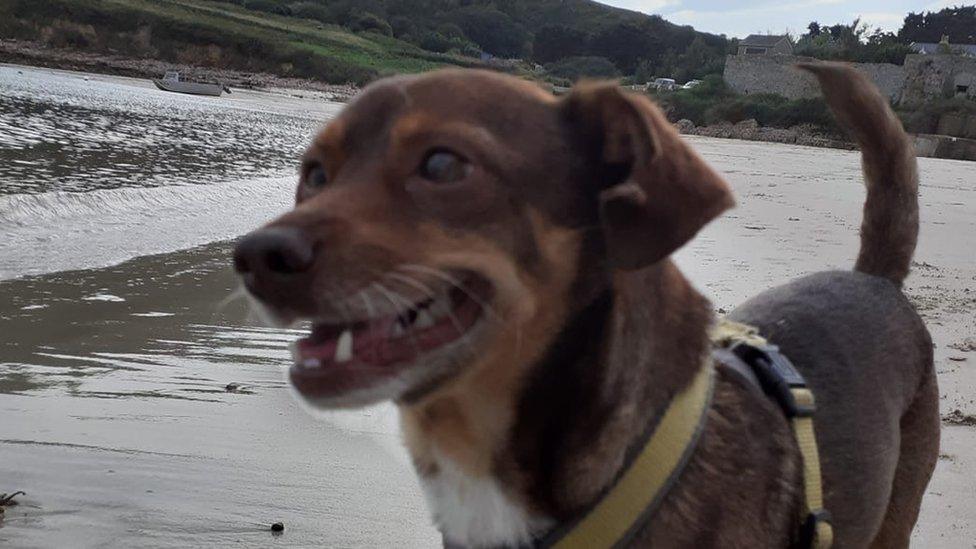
{"left": 901, "top": 54, "right": 976, "bottom": 105}
{"left": 736, "top": 35, "right": 794, "bottom": 56}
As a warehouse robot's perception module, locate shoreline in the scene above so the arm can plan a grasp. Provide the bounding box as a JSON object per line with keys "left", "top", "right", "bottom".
{"left": 0, "top": 38, "right": 360, "bottom": 102}
{"left": 676, "top": 118, "right": 858, "bottom": 150}
{"left": 6, "top": 38, "right": 976, "bottom": 161}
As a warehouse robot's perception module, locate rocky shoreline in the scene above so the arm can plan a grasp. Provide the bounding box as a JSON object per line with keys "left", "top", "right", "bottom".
{"left": 675, "top": 118, "right": 856, "bottom": 150}
{"left": 0, "top": 39, "right": 360, "bottom": 101}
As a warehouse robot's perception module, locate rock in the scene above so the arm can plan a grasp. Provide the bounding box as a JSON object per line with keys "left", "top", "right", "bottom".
{"left": 675, "top": 119, "right": 696, "bottom": 133}
{"left": 728, "top": 119, "right": 760, "bottom": 140}
{"left": 271, "top": 522, "right": 284, "bottom": 532}
{"left": 757, "top": 127, "right": 798, "bottom": 143}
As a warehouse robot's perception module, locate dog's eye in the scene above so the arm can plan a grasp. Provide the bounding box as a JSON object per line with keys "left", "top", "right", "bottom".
{"left": 305, "top": 164, "right": 327, "bottom": 189}
{"left": 420, "top": 150, "right": 470, "bottom": 184}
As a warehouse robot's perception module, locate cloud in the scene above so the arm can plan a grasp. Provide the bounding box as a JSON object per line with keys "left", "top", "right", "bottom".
{"left": 925, "top": 0, "right": 962, "bottom": 10}
{"left": 857, "top": 11, "right": 906, "bottom": 31}
{"left": 600, "top": 0, "right": 681, "bottom": 12}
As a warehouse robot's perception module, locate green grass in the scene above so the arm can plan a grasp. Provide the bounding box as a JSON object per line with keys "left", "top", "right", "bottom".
{"left": 0, "top": 0, "right": 478, "bottom": 84}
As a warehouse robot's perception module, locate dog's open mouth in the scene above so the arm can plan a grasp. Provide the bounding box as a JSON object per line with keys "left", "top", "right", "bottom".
{"left": 288, "top": 272, "right": 492, "bottom": 401}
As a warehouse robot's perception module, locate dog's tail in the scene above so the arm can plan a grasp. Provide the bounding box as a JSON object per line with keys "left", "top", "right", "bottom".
{"left": 798, "top": 62, "right": 919, "bottom": 287}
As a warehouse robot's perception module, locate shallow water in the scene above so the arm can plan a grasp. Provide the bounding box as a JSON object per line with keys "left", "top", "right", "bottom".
{"left": 0, "top": 242, "right": 436, "bottom": 548}
{"left": 1, "top": 66, "right": 437, "bottom": 548}
{"left": 0, "top": 67, "right": 343, "bottom": 280}
{"left": 0, "top": 65, "right": 323, "bottom": 195}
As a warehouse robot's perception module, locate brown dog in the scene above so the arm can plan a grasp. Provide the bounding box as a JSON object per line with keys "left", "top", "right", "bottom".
{"left": 233, "top": 62, "right": 937, "bottom": 548}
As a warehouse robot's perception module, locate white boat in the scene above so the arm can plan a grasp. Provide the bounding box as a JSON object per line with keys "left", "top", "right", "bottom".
{"left": 153, "top": 71, "right": 230, "bottom": 97}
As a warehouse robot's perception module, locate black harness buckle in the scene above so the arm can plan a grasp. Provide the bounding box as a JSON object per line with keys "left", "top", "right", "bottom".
{"left": 730, "top": 342, "right": 815, "bottom": 418}
{"left": 800, "top": 509, "right": 833, "bottom": 548}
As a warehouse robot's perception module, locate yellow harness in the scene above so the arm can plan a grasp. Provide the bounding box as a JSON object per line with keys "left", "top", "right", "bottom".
{"left": 542, "top": 320, "right": 833, "bottom": 549}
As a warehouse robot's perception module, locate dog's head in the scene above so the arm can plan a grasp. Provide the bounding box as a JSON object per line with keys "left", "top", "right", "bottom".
{"left": 233, "top": 69, "right": 732, "bottom": 409}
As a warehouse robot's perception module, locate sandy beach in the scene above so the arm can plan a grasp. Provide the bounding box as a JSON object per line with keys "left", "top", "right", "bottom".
{"left": 0, "top": 66, "right": 973, "bottom": 547}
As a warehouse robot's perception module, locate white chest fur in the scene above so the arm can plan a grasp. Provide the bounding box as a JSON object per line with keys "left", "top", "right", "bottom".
{"left": 419, "top": 452, "right": 553, "bottom": 548}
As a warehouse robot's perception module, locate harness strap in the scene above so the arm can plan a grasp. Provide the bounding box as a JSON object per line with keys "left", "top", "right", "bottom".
{"left": 541, "top": 364, "right": 715, "bottom": 549}
{"left": 714, "top": 320, "right": 833, "bottom": 549}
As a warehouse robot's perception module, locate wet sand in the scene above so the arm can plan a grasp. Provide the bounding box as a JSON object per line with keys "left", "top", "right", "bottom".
{"left": 1, "top": 139, "right": 973, "bottom": 546}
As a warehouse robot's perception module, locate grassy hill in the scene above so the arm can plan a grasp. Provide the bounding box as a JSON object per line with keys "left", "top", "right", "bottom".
{"left": 0, "top": 0, "right": 729, "bottom": 86}
{"left": 0, "top": 0, "right": 476, "bottom": 85}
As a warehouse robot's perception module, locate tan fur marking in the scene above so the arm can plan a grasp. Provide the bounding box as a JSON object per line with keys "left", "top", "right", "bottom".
{"left": 400, "top": 210, "right": 582, "bottom": 480}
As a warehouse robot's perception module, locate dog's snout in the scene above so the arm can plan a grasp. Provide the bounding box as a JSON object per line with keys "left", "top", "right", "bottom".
{"left": 234, "top": 226, "right": 314, "bottom": 277}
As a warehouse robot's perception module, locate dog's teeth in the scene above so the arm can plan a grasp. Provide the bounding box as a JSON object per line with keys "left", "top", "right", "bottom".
{"left": 301, "top": 358, "right": 320, "bottom": 370}
{"left": 391, "top": 321, "right": 406, "bottom": 338}
{"left": 335, "top": 329, "right": 354, "bottom": 363}
{"left": 427, "top": 297, "right": 451, "bottom": 319}
{"left": 414, "top": 309, "right": 435, "bottom": 329}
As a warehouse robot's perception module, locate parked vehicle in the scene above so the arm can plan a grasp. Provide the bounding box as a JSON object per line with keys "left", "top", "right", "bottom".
{"left": 651, "top": 77, "right": 677, "bottom": 91}
{"left": 682, "top": 79, "right": 703, "bottom": 89}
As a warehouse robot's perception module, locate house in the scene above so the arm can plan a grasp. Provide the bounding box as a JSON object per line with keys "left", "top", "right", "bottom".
{"left": 737, "top": 35, "right": 793, "bottom": 56}
{"left": 910, "top": 42, "right": 976, "bottom": 57}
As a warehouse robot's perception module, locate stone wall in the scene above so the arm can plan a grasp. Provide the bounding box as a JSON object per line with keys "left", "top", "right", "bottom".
{"left": 901, "top": 54, "right": 976, "bottom": 105}
{"left": 723, "top": 54, "right": 905, "bottom": 102}
{"left": 913, "top": 133, "right": 976, "bottom": 161}
{"left": 938, "top": 113, "right": 976, "bottom": 139}
{"left": 724, "top": 53, "right": 976, "bottom": 107}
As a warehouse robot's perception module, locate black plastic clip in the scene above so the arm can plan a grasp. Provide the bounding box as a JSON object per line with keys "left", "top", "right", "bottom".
{"left": 800, "top": 509, "right": 833, "bottom": 548}
{"left": 730, "top": 342, "right": 815, "bottom": 418}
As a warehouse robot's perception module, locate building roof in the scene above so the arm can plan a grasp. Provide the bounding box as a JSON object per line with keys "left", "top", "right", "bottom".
{"left": 740, "top": 34, "right": 789, "bottom": 47}
{"left": 910, "top": 42, "right": 976, "bottom": 56}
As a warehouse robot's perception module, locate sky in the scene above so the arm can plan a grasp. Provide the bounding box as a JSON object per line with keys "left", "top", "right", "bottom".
{"left": 598, "top": 0, "right": 971, "bottom": 38}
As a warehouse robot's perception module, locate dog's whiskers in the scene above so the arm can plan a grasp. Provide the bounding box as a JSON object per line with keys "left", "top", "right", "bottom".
{"left": 385, "top": 271, "right": 476, "bottom": 354}
{"left": 397, "top": 263, "right": 503, "bottom": 324}
{"left": 370, "top": 280, "right": 423, "bottom": 357}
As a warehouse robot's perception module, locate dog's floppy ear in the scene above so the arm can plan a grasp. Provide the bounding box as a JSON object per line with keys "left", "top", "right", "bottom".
{"left": 563, "top": 83, "right": 734, "bottom": 270}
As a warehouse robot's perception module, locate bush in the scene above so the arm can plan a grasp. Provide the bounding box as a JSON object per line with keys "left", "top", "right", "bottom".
{"left": 417, "top": 31, "right": 457, "bottom": 53}
{"left": 41, "top": 20, "right": 99, "bottom": 49}
{"left": 654, "top": 76, "right": 837, "bottom": 132}
{"left": 242, "top": 0, "right": 292, "bottom": 16}
{"left": 898, "top": 97, "right": 976, "bottom": 133}
{"left": 289, "top": 2, "right": 331, "bottom": 23}
{"left": 545, "top": 56, "right": 620, "bottom": 81}
{"left": 389, "top": 15, "right": 416, "bottom": 38}
{"left": 349, "top": 12, "right": 392, "bottom": 36}
{"left": 703, "top": 95, "right": 833, "bottom": 129}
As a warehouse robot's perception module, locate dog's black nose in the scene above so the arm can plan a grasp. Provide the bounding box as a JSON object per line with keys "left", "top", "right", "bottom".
{"left": 233, "top": 226, "right": 314, "bottom": 277}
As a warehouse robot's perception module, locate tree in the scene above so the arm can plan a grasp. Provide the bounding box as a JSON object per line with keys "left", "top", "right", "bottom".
{"left": 452, "top": 6, "right": 529, "bottom": 58}
{"left": 532, "top": 25, "right": 588, "bottom": 64}
{"left": 898, "top": 6, "right": 976, "bottom": 44}
{"left": 545, "top": 56, "right": 620, "bottom": 81}
{"left": 676, "top": 36, "right": 716, "bottom": 81}
{"left": 795, "top": 18, "right": 910, "bottom": 64}
{"left": 590, "top": 21, "right": 660, "bottom": 74}
{"left": 349, "top": 12, "right": 392, "bottom": 36}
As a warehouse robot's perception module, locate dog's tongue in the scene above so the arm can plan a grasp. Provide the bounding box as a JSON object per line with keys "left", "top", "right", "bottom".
{"left": 298, "top": 316, "right": 398, "bottom": 363}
